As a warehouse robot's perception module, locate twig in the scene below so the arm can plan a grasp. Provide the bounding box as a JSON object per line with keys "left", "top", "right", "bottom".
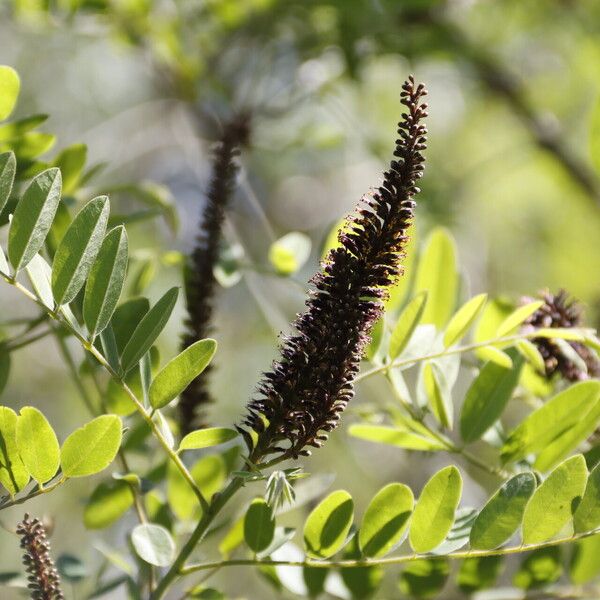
{"left": 5, "top": 327, "right": 54, "bottom": 352}
{"left": 0, "top": 477, "right": 66, "bottom": 511}
{"left": 355, "top": 332, "right": 546, "bottom": 383}
{"left": 181, "top": 527, "right": 600, "bottom": 575}
{"left": 0, "top": 269, "right": 209, "bottom": 513}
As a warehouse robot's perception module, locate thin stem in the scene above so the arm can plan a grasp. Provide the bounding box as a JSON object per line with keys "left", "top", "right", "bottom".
{"left": 53, "top": 326, "right": 98, "bottom": 416}
{"left": 177, "top": 568, "right": 225, "bottom": 600}
{"left": 53, "top": 324, "right": 153, "bottom": 592}
{"left": 15, "top": 312, "right": 49, "bottom": 335}
{"left": 238, "top": 262, "right": 308, "bottom": 292}
{"left": 181, "top": 526, "right": 600, "bottom": 575}
{"left": 383, "top": 371, "right": 420, "bottom": 419}
{"left": 116, "top": 451, "right": 155, "bottom": 593}
{"left": 0, "top": 270, "right": 208, "bottom": 512}
{"left": 382, "top": 373, "right": 510, "bottom": 478}
{"left": 4, "top": 327, "right": 54, "bottom": 352}
{"left": 452, "top": 446, "right": 512, "bottom": 479}
{"left": 79, "top": 352, "right": 155, "bottom": 592}
{"left": 99, "top": 365, "right": 209, "bottom": 512}
{"left": 151, "top": 476, "right": 245, "bottom": 600}
{"left": 355, "top": 333, "right": 534, "bottom": 383}
{"left": 0, "top": 315, "right": 48, "bottom": 328}
{"left": 84, "top": 358, "right": 149, "bottom": 526}
{"left": 0, "top": 477, "right": 66, "bottom": 511}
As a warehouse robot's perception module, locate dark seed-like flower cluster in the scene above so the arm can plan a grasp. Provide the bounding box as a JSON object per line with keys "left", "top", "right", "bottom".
{"left": 179, "top": 115, "right": 251, "bottom": 434}
{"left": 16, "top": 514, "right": 64, "bottom": 600}
{"left": 239, "top": 77, "right": 428, "bottom": 461}
{"left": 522, "top": 289, "right": 600, "bottom": 381}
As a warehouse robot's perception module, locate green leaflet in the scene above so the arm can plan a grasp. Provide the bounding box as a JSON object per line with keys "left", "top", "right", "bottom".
{"left": 15, "top": 406, "right": 60, "bottom": 485}
{"left": 414, "top": 227, "right": 458, "bottom": 329}
{"left": 244, "top": 498, "right": 276, "bottom": 553}
{"left": 167, "top": 454, "right": 226, "bottom": 521}
{"left": 150, "top": 339, "right": 217, "bottom": 410}
{"left": 83, "top": 226, "right": 128, "bottom": 338}
{"left": 460, "top": 350, "right": 524, "bottom": 443}
{"left": 430, "top": 507, "right": 477, "bottom": 555}
{"left": 84, "top": 480, "right": 134, "bottom": 529}
{"left": 469, "top": 473, "right": 536, "bottom": 550}
{"left": 389, "top": 292, "right": 428, "bottom": 359}
{"left": 457, "top": 556, "right": 504, "bottom": 594}
{"left": 44, "top": 200, "right": 71, "bottom": 259}
{"left": 131, "top": 523, "right": 175, "bottom": 567}
{"left": 522, "top": 454, "right": 588, "bottom": 544}
{"left": 219, "top": 517, "right": 245, "bottom": 558}
{"left": 178, "top": 427, "right": 238, "bottom": 452}
{"left": 153, "top": 409, "right": 174, "bottom": 449}
{"left": 268, "top": 232, "right": 311, "bottom": 275}
{"left": 535, "top": 328, "right": 590, "bottom": 341}
{"left": 421, "top": 361, "right": 453, "bottom": 429}
{"left": 130, "top": 257, "right": 156, "bottom": 295}
{"left": 166, "top": 461, "right": 197, "bottom": 522}
{"left": 408, "top": 465, "right": 462, "bottom": 554}
{"left": 25, "top": 253, "right": 54, "bottom": 309}
{"left": 0, "top": 406, "right": 30, "bottom": 495}
{"left": 570, "top": 534, "right": 600, "bottom": 584}
{"left": 573, "top": 462, "right": 600, "bottom": 533}
{"left": 53, "top": 143, "right": 87, "bottom": 195}
{"left": 359, "top": 483, "right": 413, "bottom": 558}
{"left": 474, "top": 298, "right": 514, "bottom": 345}
{"left": 99, "top": 325, "right": 121, "bottom": 373}
{"left": 139, "top": 350, "right": 151, "bottom": 406}
{"left": 501, "top": 381, "right": 600, "bottom": 465}
{"left": 303, "top": 566, "right": 327, "bottom": 597}
{"left": 120, "top": 287, "right": 179, "bottom": 373}
{"left": 191, "top": 453, "right": 226, "bottom": 500}
{"left": 409, "top": 466, "right": 462, "bottom": 554}
{"left": 303, "top": 490, "right": 354, "bottom": 559}
{"left": 535, "top": 387, "right": 600, "bottom": 472}
{"left": 399, "top": 558, "right": 450, "bottom": 599}
{"left": 516, "top": 339, "right": 546, "bottom": 373}
{"left": 0, "top": 114, "right": 47, "bottom": 141}
{"left": 496, "top": 301, "right": 544, "bottom": 337}
{"left": 0, "top": 66, "right": 20, "bottom": 121}
{"left": 52, "top": 196, "right": 110, "bottom": 305}
{"left": 0, "top": 244, "right": 7, "bottom": 274}
{"left": 257, "top": 527, "right": 296, "bottom": 560}
{"left": 348, "top": 423, "right": 448, "bottom": 452}
{"left": 111, "top": 297, "right": 150, "bottom": 355}
{"left": 105, "top": 346, "right": 159, "bottom": 416}
{"left": 0, "top": 152, "right": 16, "bottom": 214}
{"left": 8, "top": 168, "right": 62, "bottom": 272}
{"left": 60, "top": 415, "right": 122, "bottom": 478}
{"left": 513, "top": 547, "right": 562, "bottom": 590}
{"left": 443, "top": 293, "right": 487, "bottom": 348}
{"left": 57, "top": 554, "right": 87, "bottom": 582}
{"left": 477, "top": 345, "right": 513, "bottom": 369}
{"left": 340, "top": 536, "right": 384, "bottom": 599}
{"left": 13, "top": 131, "right": 56, "bottom": 161}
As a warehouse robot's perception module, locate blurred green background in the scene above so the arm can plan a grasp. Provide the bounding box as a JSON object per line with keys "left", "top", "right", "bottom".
{"left": 1, "top": 1, "right": 600, "bottom": 598}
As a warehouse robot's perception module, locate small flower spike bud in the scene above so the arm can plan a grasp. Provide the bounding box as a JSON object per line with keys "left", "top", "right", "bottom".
{"left": 16, "top": 513, "right": 64, "bottom": 600}
{"left": 522, "top": 289, "right": 600, "bottom": 381}
{"left": 239, "top": 77, "right": 428, "bottom": 462}
{"left": 179, "top": 114, "right": 251, "bottom": 434}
